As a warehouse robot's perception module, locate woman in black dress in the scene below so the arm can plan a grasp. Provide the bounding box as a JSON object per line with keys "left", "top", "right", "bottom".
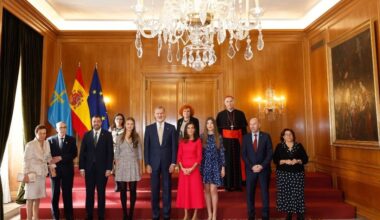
{"left": 273, "top": 128, "right": 308, "bottom": 220}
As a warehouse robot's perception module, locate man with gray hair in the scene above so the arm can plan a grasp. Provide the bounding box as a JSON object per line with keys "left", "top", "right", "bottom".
{"left": 144, "top": 106, "right": 178, "bottom": 220}
{"left": 47, "top": 121, "right": 78, "bottom": 220}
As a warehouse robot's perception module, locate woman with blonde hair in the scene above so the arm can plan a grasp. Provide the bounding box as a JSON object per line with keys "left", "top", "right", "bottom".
{"left": 200, "top": 117, "right": 225, "bottom": 220}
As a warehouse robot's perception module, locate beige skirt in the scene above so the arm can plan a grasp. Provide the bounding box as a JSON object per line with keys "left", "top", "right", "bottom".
{"left": 24, "top": 175, "right": 46, "bottom": 199}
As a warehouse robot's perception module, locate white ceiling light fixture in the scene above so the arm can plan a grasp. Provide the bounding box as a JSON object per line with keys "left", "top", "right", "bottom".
{"left": 133, "top": 0, "right": 265, "bottom": 71}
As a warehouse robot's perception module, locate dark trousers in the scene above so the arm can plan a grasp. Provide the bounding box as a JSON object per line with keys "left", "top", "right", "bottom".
{"left": 246, "top": 170, "right": 270, "bottom": 220}
{"left": 50, "top": 171, "right": 74, "bottom": 220}
{"left": 85, "top": 166, "right": 108, "bottom": 220}
{"left": 151, "top": 165, "right": 172, "bottom": 219}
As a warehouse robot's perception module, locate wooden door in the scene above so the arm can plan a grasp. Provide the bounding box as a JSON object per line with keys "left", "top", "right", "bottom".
{"left": 184, "top": 78, "right": 218, "bottom": 133}
{"left": 145, "top": 76, "right": 220, "bottom": 133}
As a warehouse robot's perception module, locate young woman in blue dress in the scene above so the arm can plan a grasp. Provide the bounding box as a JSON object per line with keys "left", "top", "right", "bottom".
{"left": 200, "top": 117, "right": 225, "bottom": 220}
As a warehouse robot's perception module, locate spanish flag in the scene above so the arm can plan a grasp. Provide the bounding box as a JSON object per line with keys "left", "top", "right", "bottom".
{"left": 70, "top": 66, "right": 91, "bottom": 138}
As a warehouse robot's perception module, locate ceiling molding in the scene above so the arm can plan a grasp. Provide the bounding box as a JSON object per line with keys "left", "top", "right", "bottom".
{"left": 27, "top": 0, "right": 341, "bottom": 30}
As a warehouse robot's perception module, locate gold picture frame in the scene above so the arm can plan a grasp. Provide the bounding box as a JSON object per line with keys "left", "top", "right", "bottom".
{"left": 327, "top": 20, "right": 380, "bottom": 147}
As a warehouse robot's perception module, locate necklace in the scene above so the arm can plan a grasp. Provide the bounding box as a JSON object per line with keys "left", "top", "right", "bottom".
{"left": 115, "top": 127, "right": 124, "bottom": 136}
{"left": 227, "top": 110, "right": 235, "bottom": 130}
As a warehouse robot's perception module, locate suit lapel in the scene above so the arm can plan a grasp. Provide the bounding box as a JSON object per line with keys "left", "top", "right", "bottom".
{"left": 90, "top": 130, "right": 97, "bottom": 148}
{"left": 258, "top": 133, "right": 265, "bottom": 152}
{"left": 97, "top": 130, "right": 104, "bottom": 147}
{"left": 54, "top": 136, "right": 61, "bottom": 152}
{"left": 151, "top": 124, "right": 159, "bottom": 145}
{"left": 162, "top": 122, "right": 170, "bottom": 146}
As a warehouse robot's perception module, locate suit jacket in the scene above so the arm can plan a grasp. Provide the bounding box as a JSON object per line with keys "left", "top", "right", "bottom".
{"left": 79, "top": 129, "right": 114, "bottom": 172}
{"left": 144, "top": 122, "right": 177, "bottom": 171}
{"left": 23, "top": 139, "right": 51, "bottom": 176}
{"left": 242, "top": 131, "right": 273, "bottom": 173}
{"left": 48, "top": 135, "right": 77, "bottom": 175}
{"left": 177, "top": 117, "right": 200, "bottom": 137}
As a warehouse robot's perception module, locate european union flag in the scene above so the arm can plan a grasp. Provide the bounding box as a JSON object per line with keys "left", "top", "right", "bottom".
{"left": 48, "top": 68, "right": 73, "bottom": 135}
{"left": 87, "top": 68, "right": 109, "bottom": 129}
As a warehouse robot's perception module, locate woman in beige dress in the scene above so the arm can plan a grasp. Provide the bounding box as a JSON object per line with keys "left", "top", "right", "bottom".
{"left": 23, "top": 124, "right": 61, "bottom": 220}
{"left": 114, "top": 117, "right": 142, "bottom": 220}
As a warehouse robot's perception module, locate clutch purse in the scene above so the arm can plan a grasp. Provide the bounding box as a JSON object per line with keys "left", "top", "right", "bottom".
{"left": 17, "top": 172, "right": 36, "bottom": 182}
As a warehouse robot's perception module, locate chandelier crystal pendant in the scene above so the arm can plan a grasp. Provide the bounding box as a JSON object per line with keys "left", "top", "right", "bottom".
{"left": 133, "top": 0, "right": 264, "bottom": 71}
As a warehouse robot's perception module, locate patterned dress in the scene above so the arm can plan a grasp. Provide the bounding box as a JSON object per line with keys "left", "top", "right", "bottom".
{"left": 200, "top": 134, "right": 225, "bottom": 186}
{"left": 273, "top": 142, "right": 309, "bottom": 214}
{"left": 114, "top": 140, "right": 142, "bottom": 182}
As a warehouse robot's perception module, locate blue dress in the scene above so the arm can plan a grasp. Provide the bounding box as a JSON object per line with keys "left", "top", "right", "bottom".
{"left": 200, "top": 134, "right": 225, "bottom": 186}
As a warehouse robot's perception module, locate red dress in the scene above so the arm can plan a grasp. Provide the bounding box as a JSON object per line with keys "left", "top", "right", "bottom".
{"left": 176, "top": 138, "right": 205, "bottom": 208}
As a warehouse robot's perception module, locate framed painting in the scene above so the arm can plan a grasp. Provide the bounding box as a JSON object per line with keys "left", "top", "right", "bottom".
{"left": 328, "top": 21, "right": 380, "bottom": 147}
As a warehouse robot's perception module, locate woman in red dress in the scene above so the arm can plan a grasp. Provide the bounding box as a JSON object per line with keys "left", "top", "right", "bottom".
{"left": 177, "top": 121, "right": 205, "bottom": 220}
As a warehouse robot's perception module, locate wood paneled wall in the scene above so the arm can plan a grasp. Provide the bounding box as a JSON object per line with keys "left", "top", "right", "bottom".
{"left": 306, "top": 0, "right": 380, "bottom": 218}
{"left": 52, "top": 30, "right": 308, "bottom": 149}
{"left": 3, "top": 0, "right": 380, "bottom": 218}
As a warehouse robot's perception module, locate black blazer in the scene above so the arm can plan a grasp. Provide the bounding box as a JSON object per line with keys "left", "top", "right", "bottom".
{"left": 79, "top": 129, "right": 114, "bottom": 172}
{"left": 144, "top": 122, "right": 177, "bottom": 171}
{"left": 177, "top": 117, "right": 200, "bottom": 137}
{"left": 48, "top": 134, "right": 78, "bottom": 175}
{"left": 242, "top": 131, "right": 273, "bottom": 173}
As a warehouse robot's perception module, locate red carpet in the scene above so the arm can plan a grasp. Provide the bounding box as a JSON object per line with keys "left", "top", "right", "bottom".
{"left": 20, "top": 171, "right": 356, "bottom": 219}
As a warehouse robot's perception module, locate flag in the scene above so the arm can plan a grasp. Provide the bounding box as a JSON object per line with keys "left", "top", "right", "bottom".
{"left": 87, "top": 68, "right": 109, "bottom": 129}
{"left": 70, "top": 67, "right": 91, "bottom": 138}
{"left": 48, "top": 68, "right": 73, "bottom": 135}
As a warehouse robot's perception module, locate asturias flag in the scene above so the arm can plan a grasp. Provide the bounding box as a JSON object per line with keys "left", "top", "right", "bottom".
{"left": 48, "top": 68, "right": 73, "bottom": 135}
{"left": 87, "top": 68, "right": 109, "bottom": 129}
{"left": 70, "top": 66, "right": 91, "bottom": 138}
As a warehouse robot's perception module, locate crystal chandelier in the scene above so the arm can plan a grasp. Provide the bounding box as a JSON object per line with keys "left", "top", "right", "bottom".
{"left": 254, "top": 86, "right": 285, "bottom": 121}
{"left": 133, "top": 0, "right": 264, "bottom": 71}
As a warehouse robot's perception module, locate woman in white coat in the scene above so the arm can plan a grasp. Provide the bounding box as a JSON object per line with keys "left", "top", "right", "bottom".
{"left": 23, "top": 125, "right": 60, "bottom": 220}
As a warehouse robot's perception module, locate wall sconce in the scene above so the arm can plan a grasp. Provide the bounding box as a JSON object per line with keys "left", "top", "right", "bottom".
{"left": 103, "top": 95, "right": 112, "bottom": 107}
{"left": 254, "top": 86, "right": 285, "bottom": 121}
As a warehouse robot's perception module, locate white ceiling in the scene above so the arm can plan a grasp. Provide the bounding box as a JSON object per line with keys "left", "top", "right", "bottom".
{"left": 27, "top": 0, "right": 341, "bottom": 30}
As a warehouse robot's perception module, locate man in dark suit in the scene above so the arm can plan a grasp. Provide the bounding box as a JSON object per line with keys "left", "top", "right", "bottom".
{"left": 242, "top": 117, "right": 273, "bottom": 220}
{"left": 48, "top": 121, "right": 78, "bottom": 220}
{"left": 144, "top": 106, "right": 177, "bottom": 220}
{"left": 79, "top": 115, "right": 113, "bottom": 220}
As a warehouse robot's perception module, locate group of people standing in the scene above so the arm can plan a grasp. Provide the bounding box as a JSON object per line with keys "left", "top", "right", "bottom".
{"left": 22, "top": 96, "right": 308, "bottom": 220}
